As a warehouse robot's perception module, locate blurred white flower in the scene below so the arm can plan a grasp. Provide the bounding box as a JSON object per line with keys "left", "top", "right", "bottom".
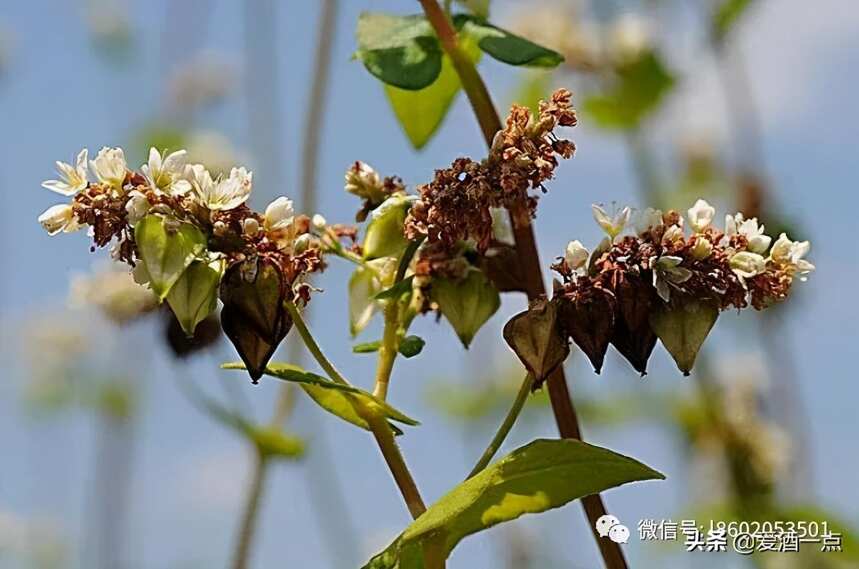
{"left": 770, "top": 233, "right": 815, "bottom": 280}
{"left": 89, "top": 146, "right": 127, "bottom": 189}
{"left": 687, "top": 198, "right": 715, "bottom": 233}
{"left": 609, "top": 13, "right": 651, "bottom": 63}
{"left": 592, "top": 204, "right": 631, "bottom": 240}
{"left": 635, "top": 207, "right": 663, "bottom": 235}
{"left": 38, "top": 204, "right": 80, "bottom": 236}
{"left": 41, "top": 149, "right": 89, "bottom": 196}
{"left": 345, "top": 160, "right": 384, "bottom": 202}
{"left": 70, "top": 263, "right": 158, "bottom": 324}
{"left": 167, "top": 52, "right": 236, "bottom": 111}
{"left": 186, "top": 131, "right": 242, "bottom": 176}
{"left": 564, "top": 240, "right": 589, "bottom": 272}
{"left": 730, "top": 251, "right": 766, "bottom": 279}
{"left": 312, "top": 214, "right": 327, "bottom": 229}
{"left": 141, "top": 147, "right": 188, "bottom": 194}
{"left": 264, "top": 196, "right": 295, "bottom": 232}
{"left": 242, "top": 217, "right": 260, "bottom": 236}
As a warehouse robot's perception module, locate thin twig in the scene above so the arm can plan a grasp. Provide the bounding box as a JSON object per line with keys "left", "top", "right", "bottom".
{"left": 417, "top": 2, "right": 628, "bottom": 567}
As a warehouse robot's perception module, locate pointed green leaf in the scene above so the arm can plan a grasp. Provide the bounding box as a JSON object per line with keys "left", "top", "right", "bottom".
{"left": 353, "top": 340, "right": 383, "bottom": 354}
{"left": 385, "top": 41, "right": 481, "bottom": 149}
{"left": 365, "top": 439, "right": 664, "bottom": 567}
{"left": 363, "top": 196, "right": 413, "bottom": 260}
{"left": 135, "top": 214, "right": 207, "bottom": 300}
{"left": 222, "top": 362, "right": 419, "bottom": 431}
{"left": 166, "top": 258, "right": 224, "bottom": 337}
{"left": 355, "top": 13, "right": 442, "bottom": 90}
{"left": 650, "top": 300, "right": 719, "bottom": 376}
{"left": 433, "top": 268, "right": 500, "bottom": 348}
{"left": 456, "top": 15, "right": 564, "bottom": 68}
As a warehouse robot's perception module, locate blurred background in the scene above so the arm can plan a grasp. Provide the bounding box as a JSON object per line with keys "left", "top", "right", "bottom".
{"left": 1, "top": 0, "right": 857, "bottom": 568}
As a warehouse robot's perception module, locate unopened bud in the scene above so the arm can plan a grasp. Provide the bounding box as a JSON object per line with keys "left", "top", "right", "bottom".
{"left": 242, "top": 217, "right": 260, "bottom": 236}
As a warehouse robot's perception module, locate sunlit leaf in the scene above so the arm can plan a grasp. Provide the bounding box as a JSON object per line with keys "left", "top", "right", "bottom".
{"left": 363, "top": 196, "right": 413, "bottom": 260}
{"left": 135, "top": 214, "right": 206, "bottom": 300}
{"left": 385, "top": 40, "right": 481, "bottom": 149}
{"left": 364, "top": 439, "right": 664, "bottom": 567}
{"left": 355, "top": 13, "right": 442, "bottom": 90}
{"left": 222, "top": 362, "right": 419, "bottom": 432}
{"left": 350, "top": 266, "right": 382, "bottom": 337}
{"left": 432, "top": 268, "right": 500, "bottom": 348}
{"left": 166, "top": 258, "right": 223, "bottom": 337}
{"left": 650, "top": 300, "right": 718, "bottom": 376}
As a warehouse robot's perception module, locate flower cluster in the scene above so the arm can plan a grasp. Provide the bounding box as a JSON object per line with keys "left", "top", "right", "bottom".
{"left": 38, "top": 146, "right": 332, "bottom": 381}
{"left": 404, "top": 89, "right": 577, "bottom": 253}
{"left": 552, "top": 199, "right": 814, "bottom": 375}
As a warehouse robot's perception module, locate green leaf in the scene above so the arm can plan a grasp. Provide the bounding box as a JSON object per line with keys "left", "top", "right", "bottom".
{"left": 375, "top": 275, "right": 415, "bottom": 300}
{"left": 650, "top": 300, "right": 719, "bottom": 376}
{"left": 398, "top": 335, "right": 425, "bottom": 358}
{"left": 166, "top": 258, "right": 224, "bottom": 337}
{"left": 222, "top": 362, "right": 419, "bottom": 431}
{"left": 455, "top": 0, "right": 491, "bottom": 18}
{"left": 355, "top": 13, "right": 442, "bottom": 90}
{"left": 353, "top": 336, "right": 424, "bottom": 358}
{"left": 353, "top": 340, "right": 383, "bottom": 354}
{"left": 365, "top": 439, "right": 664, "bottom": 567}
{"left": 364, "top": 196, "right": 414, "bottom": 260}
{"left": 582, "top": 50, "right": 675, "bottom": 130}
{"left": 385, "top": 40, "right": 481, "bottom": 149}
{"left": 713, "top": 0, "right": 755, "bottom": 42}
{"left": 249, "top": 426, "right": 306, "bottom": 460}
{"left": 432, "top": 268, "right": 500, "bottom": 348}
{"left": 135, "top": 214, "right": 207, "bottom": 300}
{"left": 349, "top": 266, "right": 382, "bottom": 337}
{"left": 456, "top": 15, "right": 564, "bottom": 68}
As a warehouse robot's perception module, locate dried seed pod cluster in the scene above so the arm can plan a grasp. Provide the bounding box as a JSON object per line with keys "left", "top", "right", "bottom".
{"left": 37, "top": 146, "right": 339, "bottom": 381}
{"left": 404, "top": 89, "right": 577, "bottom": 253}
{"left": 552, "top": 199, "right": 814, "bottom": 376}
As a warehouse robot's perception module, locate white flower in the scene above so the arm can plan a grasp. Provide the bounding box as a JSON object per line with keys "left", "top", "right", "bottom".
{"left": 184, "top": 163, "right": 214, "bottom": 193}
{"left": 38, "top": 204, "right": 80, "bottom": 236}
{"left": 264, "top": 196, "right": 295, "bottom": 231}
{"left": 723, "top": 213, "right": 771, "bottom": 253}
{"left": 564, "top": 240, "right": 589, "bottom": 272}
{"left": 194, "top": 166, "right": 252, "bottom": 210}
{"left": 635, "top": 207, "right": 663, "bottom": 235}
{"left": 345, "top": 161, "right": 383, "bottom": 199}
{"left": 89, "top": 146, "right": 128, "bottom": 188}
{"left": 141, "top": 147, "right": 188, "bottom": 194}
{"left": 730, "top": 251, "right": 767, "bottom": 279}
{"left": 312, "top": 214, "right": 327, "bottom": 229}
{"left": 125, "top": 190, "right": 151, "bottom": 226}
{"left": 770, "top": 233, "right": 815, "bottom": 280}
{"left": 662, "top": 224, "right": 684, "bottom": 244}
{"left": 687, "top": 198, "right": 715, "bottom": 233}
{"left": 691, "top": 237, "right": 713, "bottom": 260}
{"left": 609, "top": 13, "right": 651, "bottom": 62}
{"left": 242, "top": 217, "right": 260, "bottom": 236}
{"left": 592, "top": 204, "right": 631, "bottom": 240}
{"left": 41, "top": 149, "right": 89, "bottom": 196}
{"left": 652, "top": 255, "right": 692, "bottom": 302}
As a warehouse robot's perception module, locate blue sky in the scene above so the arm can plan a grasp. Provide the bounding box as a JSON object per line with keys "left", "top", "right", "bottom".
{"left": 0, "top": 0, "right": 857, "bottom": 568}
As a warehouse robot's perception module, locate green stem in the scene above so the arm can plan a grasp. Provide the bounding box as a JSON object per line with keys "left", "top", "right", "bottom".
{"left": 467, "top": 374, "right": 533, "bottom": 478}
{"left": 284, "top": 299, "right": 444, "bottom": 567}
{"left": 230, "top": 450, "right": 269, "bottom": 569}
{"left": 284, "top": 300, "right": 350, "bottom": 386}
{"left": 373, "top": 300, "right": 400, "bottom": 400}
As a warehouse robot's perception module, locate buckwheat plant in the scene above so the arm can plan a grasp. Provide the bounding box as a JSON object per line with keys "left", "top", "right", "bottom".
{"left": 35, "top": 2, "right": 815, "bottom": 568}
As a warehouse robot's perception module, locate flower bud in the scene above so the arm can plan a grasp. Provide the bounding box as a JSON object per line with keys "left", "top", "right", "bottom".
{"left": 125, "top": 190, "right": 151, "bottom": 226}
{"left": 242, "top": 217, "right": 260, "bottom": 236}
{"left": 691, "top": 237, "right": 713, "bottom": 260}
{"left": 730, "top": 251, "right": 766, "bottom": 279}
{"left": 564, "top": 240, "right": 589, "bottom": 271}
{"left": 687, "top": 198, "right": 715, "bottom": 233}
